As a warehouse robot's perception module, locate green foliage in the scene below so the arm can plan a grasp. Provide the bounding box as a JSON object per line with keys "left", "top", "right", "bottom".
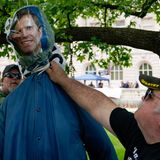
{"left": 63, "top": 37, "right": 132, "bottom": 70}
{"left": 0, "top": 0, "right": 159, "bottom": 70}
{"left": 107, "top": 131, "right": 125, "bottom": 160}
{"left": 90, "top": 37, "right": 132, "bottom": 67}
{"left": 0, "top": 44, "right": 13, "bottom": 58}
{"left": 152, "top": 1, "right": 160, "bottom": 22}
{"left": 86, "top": 130, "right": 125, "bottom": 160}
{"left": 0, "top": 44, "right": 17, "bottom": 62}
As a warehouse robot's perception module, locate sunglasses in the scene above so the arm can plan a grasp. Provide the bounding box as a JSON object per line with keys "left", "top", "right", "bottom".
{"left": 144, "top": 88, "right": 160, "bottom": 101}
{"left": 3, "top": 72, "right": 21, "bottom": 79}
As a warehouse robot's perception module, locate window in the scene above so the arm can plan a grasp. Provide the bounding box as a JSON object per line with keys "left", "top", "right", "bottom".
{"left": 85, "top": 64, "right": 96, "bottom": 74}
{"left": 114, "top": 19, "right": 125, "bottom": 28}
{"left": 115, "top": 20, "right": 125, "bottom": 26}
{"left": 139, "top": 63, "right": 152, "bottom": 76}
{"left": 141, "top": 17, "right": 154, "bottom": 30}
{"left": 111, "top": 66, "right": 123, "bottom": 80}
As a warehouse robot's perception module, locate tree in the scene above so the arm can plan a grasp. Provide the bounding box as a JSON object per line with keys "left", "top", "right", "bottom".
{"left": 0, "top": 0, "right": 159, "bottom": 70}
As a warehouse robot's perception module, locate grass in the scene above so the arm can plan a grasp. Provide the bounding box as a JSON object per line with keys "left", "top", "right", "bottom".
{"left": 107, "top": 131, "right": 125, "bottom": 160}
{"left": 87, "top": 130, "right": 125, "bottom": 160}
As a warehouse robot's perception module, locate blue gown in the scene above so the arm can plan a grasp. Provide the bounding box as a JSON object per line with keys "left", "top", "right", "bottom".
{"left": 0, "top": 72, "right": 117, "bottom": 160}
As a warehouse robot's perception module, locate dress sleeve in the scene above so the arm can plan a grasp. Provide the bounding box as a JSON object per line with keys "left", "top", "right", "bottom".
{"left": 110, "top": 107, "right": 137, "bottom": 148}
{"left": 0, "top": 102, "right": 6, "bottom": 159}
{"left": 76, "top": 107, "right": 118, "bottom": 160}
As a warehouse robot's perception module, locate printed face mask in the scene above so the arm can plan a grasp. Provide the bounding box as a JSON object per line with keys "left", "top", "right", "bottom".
{"left": 4, "top": 6, "right": 65, "bottom": 77}
{"left": 10, "top": 15, "right": 42, "bottom": 56}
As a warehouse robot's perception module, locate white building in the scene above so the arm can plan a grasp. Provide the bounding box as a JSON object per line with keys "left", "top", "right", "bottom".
{"left": 73, "top": 13, "right": 160, "bottom": 89}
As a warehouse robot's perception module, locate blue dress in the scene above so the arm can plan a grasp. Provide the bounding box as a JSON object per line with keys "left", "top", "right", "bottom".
{"left": 0, "top": 72, "right": 117, "bottom": 160}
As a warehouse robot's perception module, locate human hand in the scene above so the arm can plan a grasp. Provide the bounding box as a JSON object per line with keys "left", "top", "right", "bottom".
{"left": 46, "top": 61, "right": 67, "bottom": 84}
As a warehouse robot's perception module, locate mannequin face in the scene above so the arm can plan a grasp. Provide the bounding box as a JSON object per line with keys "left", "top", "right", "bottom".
{"left": 11, "top": 14, "right": 42, "bottom": 55}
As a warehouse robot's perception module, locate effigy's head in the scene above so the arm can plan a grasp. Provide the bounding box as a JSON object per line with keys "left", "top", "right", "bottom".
{"left": 5, "top": 5, "right": 55, "bottom": 56}
{"left": 5, "top": 5, "right": 65, "bottom": 76}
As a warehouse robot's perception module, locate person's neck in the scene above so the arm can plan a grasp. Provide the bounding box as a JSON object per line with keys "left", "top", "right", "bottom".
{"left": 1, "top": 88, "right": 9, "bottom": 96}
{"left": 144, "top": 133, "right": 160, "bottom": 144}
{"left": 138, "top": 123, "right": 160, "bottom": 144}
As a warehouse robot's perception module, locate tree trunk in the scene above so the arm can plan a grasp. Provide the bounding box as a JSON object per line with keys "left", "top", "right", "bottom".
{"left": 57, "top": 27, "right": 160, "bottom": 55}
{"left": 1, "top": 27, "right": 160, "bottom": 55}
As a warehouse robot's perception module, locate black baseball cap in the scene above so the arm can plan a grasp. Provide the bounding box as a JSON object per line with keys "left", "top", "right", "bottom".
{"left": 2, "top": 64, "right": 21, "bottom": 78}
{"left": 139, "top": 74, "right": 160, "bottom": 90}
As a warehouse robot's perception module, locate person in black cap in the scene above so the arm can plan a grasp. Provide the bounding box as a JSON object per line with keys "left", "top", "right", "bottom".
{"left": 47, "top": 61, "right": 160, "bottom": 160}
{"left": 0, "top": 64, "right": 22, "bottom": 104}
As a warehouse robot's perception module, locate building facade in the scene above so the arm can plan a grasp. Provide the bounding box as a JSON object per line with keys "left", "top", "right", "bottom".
{"left": 73, "top": 13, "right": 160, "bottom": 88}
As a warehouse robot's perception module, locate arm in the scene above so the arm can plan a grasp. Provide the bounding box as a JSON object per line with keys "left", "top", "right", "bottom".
{"left": 47, "top": 61, "right": 118, "bottom": 134}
